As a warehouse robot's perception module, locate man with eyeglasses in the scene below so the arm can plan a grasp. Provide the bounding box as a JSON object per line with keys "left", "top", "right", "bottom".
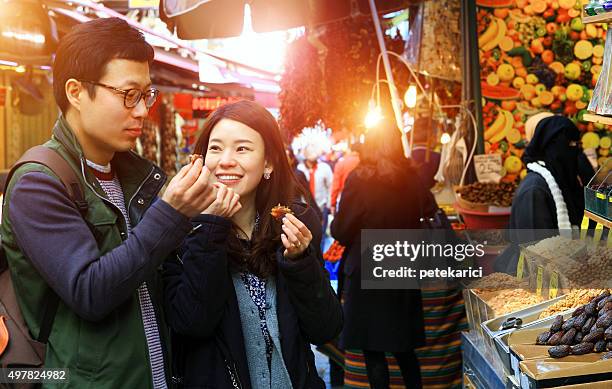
{"left": 1, "top": 18, "right": 216, "bottom": 388}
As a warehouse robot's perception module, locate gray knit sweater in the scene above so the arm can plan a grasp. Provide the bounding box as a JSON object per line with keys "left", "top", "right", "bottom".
{"left": 232, "top": 274, "right": 293, "bottom": 389}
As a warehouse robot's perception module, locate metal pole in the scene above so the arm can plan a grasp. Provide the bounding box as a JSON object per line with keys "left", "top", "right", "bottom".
{"left": 367, "top": 0, "right": 409, "bottom": 157}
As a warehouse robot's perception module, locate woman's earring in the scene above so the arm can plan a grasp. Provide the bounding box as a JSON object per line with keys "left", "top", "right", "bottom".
{"left": 264, "top": 171, "right": 271, "bottom": 180}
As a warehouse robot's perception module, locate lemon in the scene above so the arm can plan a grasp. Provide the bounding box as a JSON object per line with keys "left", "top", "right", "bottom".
{"left": 497, "top": 64, "right": 515, "bottom": 82}
{"left": 566, "top": 84, "right": 584, "bottom": 101}
{"left": 582, "top": 132, "right": 600, "bottom": 149}
{"left": 487, "top": 73, "right": 500, "bottom": 86}
{"left": 599, "top": 136, "right": 611, "bottom": 149}
{"left": 504, "top": 155, "right": 523, "bottom": 174}
{"left": 513, "top": 77, "right": 526, "bottom": 89}
{"left": 526, "top": 74, "right": 539, "bottom": 84}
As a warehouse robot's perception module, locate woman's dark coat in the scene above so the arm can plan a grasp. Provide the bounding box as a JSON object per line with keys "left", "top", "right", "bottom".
{"left": 164, "top": 204, "right": 342, "bottom": 388}
{"left": 331, "top": 169, "right": 427, "bottom": 352}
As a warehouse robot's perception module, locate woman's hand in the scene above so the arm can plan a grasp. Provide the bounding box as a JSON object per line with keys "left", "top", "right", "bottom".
{"left": 281, "top": 213, "right": 313, "bottom": 260}
{"left": 201, "top": 183, "right": 242, "bottom": 217}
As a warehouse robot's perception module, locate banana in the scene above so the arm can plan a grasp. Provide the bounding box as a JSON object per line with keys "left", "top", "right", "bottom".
{"left": 490, "top": 110, "right": 515, "bottom": 143}
{"left": 482, "top": 18, "right": 507, "bottom": 52}
{"left": 479, "top": 18, "right": 499, "bottom": 48}
{"left": 484, "top": 110, "right": 506, "bottom": 141}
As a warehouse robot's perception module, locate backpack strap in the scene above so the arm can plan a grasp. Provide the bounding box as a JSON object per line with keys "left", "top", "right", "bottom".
{"left": 4, "top": 146, "right": 87, "bottom": 342}
{"left": 5, "top": 146, "right": 88, "bottom": 215}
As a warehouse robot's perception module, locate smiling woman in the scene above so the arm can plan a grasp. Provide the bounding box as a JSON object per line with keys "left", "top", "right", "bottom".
{"left": 164, "top": 99, "right": 342, "bottom": 389}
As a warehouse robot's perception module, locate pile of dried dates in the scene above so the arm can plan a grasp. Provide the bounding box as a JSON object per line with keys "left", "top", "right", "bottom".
{"left": 535, "top": 290, "right": 612, "bottom": 360}
{"left": 456, "top": 182, "right": 517, "bottom": 207}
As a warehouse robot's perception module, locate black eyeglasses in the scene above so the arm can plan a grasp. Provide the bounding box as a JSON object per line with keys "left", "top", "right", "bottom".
{"left": 80, "top": 80, "right": 159, "bottom": 109}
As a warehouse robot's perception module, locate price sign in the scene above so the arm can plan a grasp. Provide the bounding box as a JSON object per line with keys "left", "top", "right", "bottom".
{"left": 516, "top": 251, "right": 525, "bottom": 280}
{"left": 536, "top": 266, "right": 544, "bottom": 296}
{"left": 549, "top": 272, "right": 559, "bottom": 299}
{"left": 474, "top": 154, "right": 503, "bottom": 183}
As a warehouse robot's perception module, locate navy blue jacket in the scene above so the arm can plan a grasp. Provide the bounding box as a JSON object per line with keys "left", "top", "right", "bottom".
{"left": 163, "top": 205, "right": 343, "bottom": 388}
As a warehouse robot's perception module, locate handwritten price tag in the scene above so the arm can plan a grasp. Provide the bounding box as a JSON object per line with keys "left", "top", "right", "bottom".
{"left": 474, "top": 154, "right": 503, "bottom": 183}
{"left": 549, "top": 272, "right": 559, "bottom": 299}
{"left": 536, "top": 266, "right": 544, "bottom": 296}
{"left": 516, "top": 251, "right": 525, "bottom": 280}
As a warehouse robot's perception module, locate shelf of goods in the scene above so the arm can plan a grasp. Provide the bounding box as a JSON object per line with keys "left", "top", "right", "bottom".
{"left": 463, "top": 235, "right": 612, "bottom": 388}
{"left": 582, "top": 12, "right": 612, "bottom": 25}
{"left": 583, "top": 113, "right": 612, "bottom": 126}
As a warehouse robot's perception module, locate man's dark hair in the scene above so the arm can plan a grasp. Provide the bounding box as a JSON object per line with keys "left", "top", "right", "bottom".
{"left": 53, "top": 17, "right": 154, "bottom": 113}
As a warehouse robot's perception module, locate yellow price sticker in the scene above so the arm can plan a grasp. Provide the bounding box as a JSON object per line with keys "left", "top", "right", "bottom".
{"left": 609, "top": 197, "right": 612, "bottom": 203}
{"left": 517, "top": 251, "right": 525, "bottom": 280}
{"left": 596, "top": 192, "right": 606, "bottom": 199}
{"left": 536, "top": 266, "right": 543, "bottom": 296}
{"left": 549, "top": 272, "right": 559, "bottom": 299}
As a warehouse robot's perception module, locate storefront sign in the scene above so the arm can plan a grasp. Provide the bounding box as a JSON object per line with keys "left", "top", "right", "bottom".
{"left": 474, "top": 154, "right": 503, "bottom": 183}
{"left": 192, "top": 96, "right": 241, "bottom": 118}
{"left": 0, "top": 87, "right": 6, "bottom": 107}
{"left": 129, "top": 0, "right": 159, "bottom": 8}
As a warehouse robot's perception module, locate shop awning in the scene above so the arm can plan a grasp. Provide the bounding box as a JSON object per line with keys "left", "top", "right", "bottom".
{"left": 47, "top": 1, "right": 279, "bottom": 105}
{"left": 161, "top": 0, "right": 413, "bottom": 39}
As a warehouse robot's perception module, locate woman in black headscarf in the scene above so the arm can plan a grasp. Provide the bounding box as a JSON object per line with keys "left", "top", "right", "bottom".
{"left": 510, "top": 115, "right": 594, "bottom": 231}
{"left": 495, "top": 115, "right": 594, "bottom": 274}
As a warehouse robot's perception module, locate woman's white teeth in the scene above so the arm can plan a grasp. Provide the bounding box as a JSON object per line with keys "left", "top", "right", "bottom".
{"left": 218, "top": 175, "right": 241, "bottom": 180}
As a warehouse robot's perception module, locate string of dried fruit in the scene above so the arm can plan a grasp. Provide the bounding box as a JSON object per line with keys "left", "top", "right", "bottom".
{"left": 140, "top": 117, "right": 159, "bottom": 165}
{"left": 160, "top": 99, "right": 177, "bottom": 176}
{"left": 279, "top": 35, "right": 324, "bottom": 139}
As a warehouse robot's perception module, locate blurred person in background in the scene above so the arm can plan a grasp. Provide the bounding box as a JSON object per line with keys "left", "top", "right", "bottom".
{"left": 330, "top": 143, "right": 361, "bottom": 215}
{"left": 331, "top": 119, "right": 437, "bottom": 389}
{"left": 298, "top": 144, "right": 333, "bottom": 233}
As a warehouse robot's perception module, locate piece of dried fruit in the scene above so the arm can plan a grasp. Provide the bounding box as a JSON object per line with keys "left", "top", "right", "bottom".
{"left": 270, "top": 204, "right": 294, "bottom": 220}
{"left": 583, "top": 329, "right": 605, "bottom": 344}
{"left": 572, "top": 306, "right": 586, "bottom": 317}
{"left": 605, "top": 325, "right": 612, "bottom": 341}
{"left": 550, "top": 316, "right": 564, "bottom": 332}
{"left": 574, "top": 312, "right": 588, "bottom": 329}
{"left": 596, "top": 312, "right": 612, "bottom": 329}
{"left": 595, "top": 291, "right": 611, "bottom": 305}
{"left": 562, "top": 317, "right": 576, "bottom": 332}
{"left": 595, "top": 340, "right": 607, "bottom": 353}
{"left": 586, "top": 301, "right": 598, "bottom": 316}
{"left": 549, "top": 345, "right": 571, "bottom": 358}
{"left": 561, "top": 328, "right": 577, "bottom": 345}
{"left": 548, "top": 331, "right": 565, "bottom": 346}
{"left": 536, "top": 331, "right": 552, "bottom": 345}
{"left": 583, "top": 316, "right": 596, "bottom": 334}
{"left": 550, "top": 315, "right": 564, "bottom": 332}
{"left": 575, "top": 332, "right": 584, "bottom": 343}
{"left": 189, "top": 154, "right": 203, "bottom": 164}
{"left": 571, "top": 343, "right": 594, "bottom": 355}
